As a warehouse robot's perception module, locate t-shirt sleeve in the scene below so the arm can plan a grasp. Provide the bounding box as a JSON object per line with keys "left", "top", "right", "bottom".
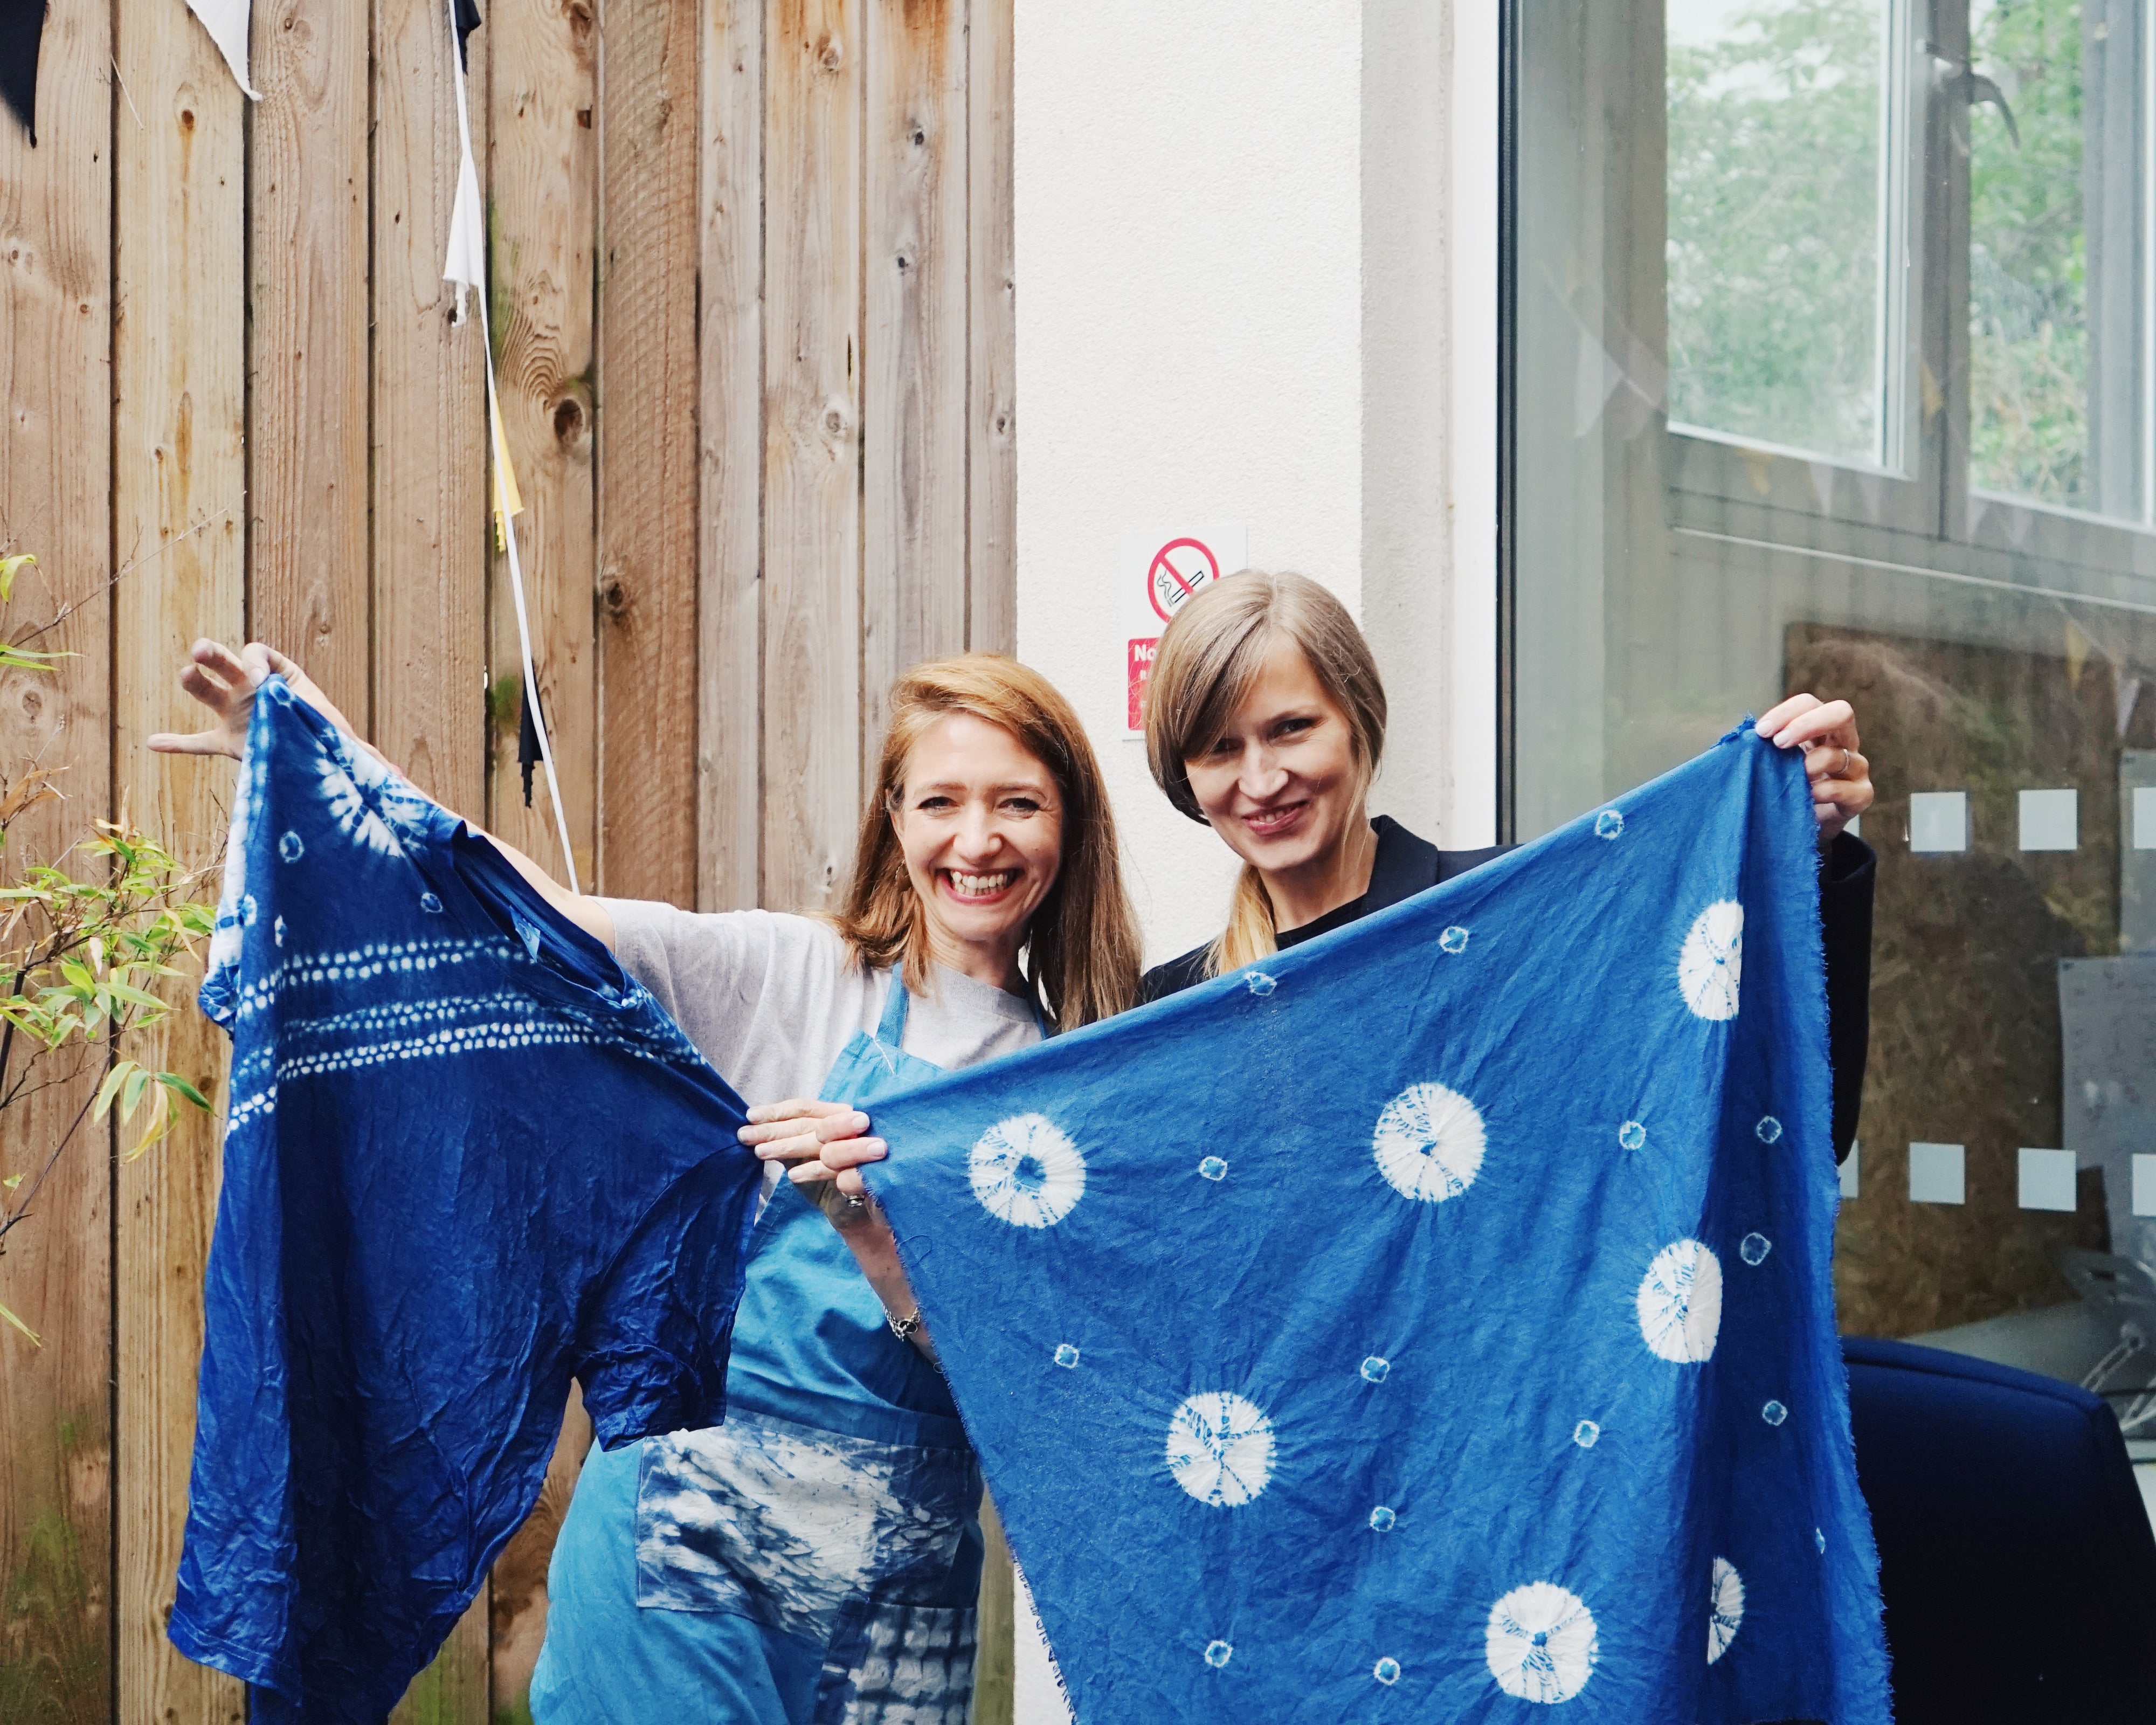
{"left": 595, "top": 901, "right": 859, "bottom": 1102}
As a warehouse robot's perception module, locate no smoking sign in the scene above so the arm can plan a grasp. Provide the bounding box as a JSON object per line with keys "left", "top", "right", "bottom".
{"left": 1120, "top": 525, "right": 1247, "bottom": 733}
{"left": 1146, "top": 537, "right": 1225, "bottom": 624}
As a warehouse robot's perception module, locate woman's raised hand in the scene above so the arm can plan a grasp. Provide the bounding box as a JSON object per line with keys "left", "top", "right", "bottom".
{"left": 148, "top": 640, "right": 365, "bottom": 762}
{"left": 738, "top": 1100, "right": 885, "bottom": 1193}
{"left": 1757, "top": 692, "right": 1875, "bottom": 845}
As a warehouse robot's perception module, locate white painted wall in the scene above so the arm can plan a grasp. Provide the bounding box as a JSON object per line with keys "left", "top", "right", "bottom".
{"left": 1014, "top": 0, "right": 1496, "bottom": 975}
{"left": 1007, "top": 2, "right": 1496, "bottom": 1715}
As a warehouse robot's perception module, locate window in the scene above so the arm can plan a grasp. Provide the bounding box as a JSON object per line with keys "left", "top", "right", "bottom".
{"left": 1509, "top": 0, "right": 2156, "bottom": 1449}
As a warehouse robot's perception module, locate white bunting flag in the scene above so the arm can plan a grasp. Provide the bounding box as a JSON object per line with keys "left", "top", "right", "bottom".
{"left": 184, "top": 0, "right": 262, "bottom": 100}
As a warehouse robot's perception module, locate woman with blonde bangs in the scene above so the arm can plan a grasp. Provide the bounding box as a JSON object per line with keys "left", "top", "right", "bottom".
{"left": 1135, "top": 570, "right": 1879, "bottom": 1158}
{"left": 152, "top": 642, "right": 1138, "bottom": 1723}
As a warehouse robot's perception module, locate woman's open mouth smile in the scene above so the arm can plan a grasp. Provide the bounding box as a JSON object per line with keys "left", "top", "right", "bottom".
{"left": 940, "top": 867, "right": 1021, "bottom": 904}
{"left": 1238, "top": 801, "right": 1310, "bottom": 840}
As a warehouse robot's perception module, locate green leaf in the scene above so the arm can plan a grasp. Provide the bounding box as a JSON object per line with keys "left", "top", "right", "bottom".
{"left": 2, "top": 1172, "right": 21, "bottom": 1191}
{"left": 0, "top": 550, "right": 34, "bottom": 602}
{"left": 0, "top": 1298, "right": 41, "bottom": 1348}
{"left": 121, "top": 1063, "right": 151, "bottom": 1120}
{"left": 94, "top": 1060, "right": 134, "bottom": 1120}
{"left": 157, "top": 1072, "right": 213, "bottom": 1112}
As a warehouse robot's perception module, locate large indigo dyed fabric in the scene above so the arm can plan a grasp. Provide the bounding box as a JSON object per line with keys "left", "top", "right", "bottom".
{"left": 172, "top": 680, "right": 762, "bottom": 1723}
{"left": 867, "top": 723, "right": 1892, "bottom": 1724}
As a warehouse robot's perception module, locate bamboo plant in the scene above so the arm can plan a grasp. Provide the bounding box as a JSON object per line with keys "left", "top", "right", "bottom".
{"left": 0, "top": 552, "right": 218, "bottom": 1344}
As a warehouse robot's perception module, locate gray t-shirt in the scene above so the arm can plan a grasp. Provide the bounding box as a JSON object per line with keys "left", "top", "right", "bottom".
{"left": 600, "top": 899, "right": 1042, "bottom": 1131}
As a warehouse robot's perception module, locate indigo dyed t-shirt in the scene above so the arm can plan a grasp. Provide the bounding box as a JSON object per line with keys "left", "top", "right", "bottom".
{"left": 170, "top": 680, "right": 763, "bottom": 1724}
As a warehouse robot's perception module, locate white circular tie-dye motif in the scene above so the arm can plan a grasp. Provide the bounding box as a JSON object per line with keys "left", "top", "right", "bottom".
{"left": 1372, "top": 1082, "right": 1486, "bottom": 1202}
{"left": 1678, "top": 900, "right": 1744, "bottom": 1020}
{"left": 968, "top": 1114, "right": 1086, "bottom": 1227}
{"left": 1636, "top": 1239, "right": 1724, "bottom": 1363}
{"left": 1165, "top": 1391, "right": 1275, "bottom": 1508}
{"left": 1485, "top": 1582, "right": 1598, "bottom": 1703}
{"left": 1708, "top": 1557, "right": 1745, "bottom": 1663}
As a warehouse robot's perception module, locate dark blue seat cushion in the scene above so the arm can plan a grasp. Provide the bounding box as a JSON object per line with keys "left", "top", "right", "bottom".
{"left": 1843, "top": 1335, "right": 2156, "bottom": 1724}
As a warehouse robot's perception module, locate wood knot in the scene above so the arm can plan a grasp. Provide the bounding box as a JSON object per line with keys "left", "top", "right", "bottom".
{"left": 552, "top": 396, "right": 585, "bottom": 444}
{"left": 823, "top": 408, "right": 846, "bottom": 439}
{"left": 179, "top": 108, "right": 196, "bottom": 132}
{"left": 816, "top": 34, "right": 844, "bottom": 71}
{"left": 565, "top": 0, "right": 593, "bottom": 37}
{"left": 911, "top": 127, "right": 926, "bottom": 147}
{"left": 895, "top": 253, "right": 910, "bottom": 272}
{"left": 599, "top": 573, "right": 628, "bottom": 619}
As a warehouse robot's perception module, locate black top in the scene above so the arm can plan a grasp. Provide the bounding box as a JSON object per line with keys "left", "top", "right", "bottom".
{"left": 1140, "top": 816, "right": 1874, "bottom": 1162}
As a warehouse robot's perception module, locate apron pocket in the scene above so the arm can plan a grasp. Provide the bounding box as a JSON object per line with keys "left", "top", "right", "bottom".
{"left": 813, "top": 1600, "right": 977, "bottom": 1725}
{"left": 634, "top": 1409, "right": 977, "bottom": 1644}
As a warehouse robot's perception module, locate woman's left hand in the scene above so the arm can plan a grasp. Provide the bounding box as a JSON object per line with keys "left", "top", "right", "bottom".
{"left": 1757, "top": 693, "right": 1874, "bottom": 845}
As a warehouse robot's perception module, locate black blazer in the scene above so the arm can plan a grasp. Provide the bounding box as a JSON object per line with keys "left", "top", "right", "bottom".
{"left": 1141, "top": 817, "right": 1874, "bottom": 1162}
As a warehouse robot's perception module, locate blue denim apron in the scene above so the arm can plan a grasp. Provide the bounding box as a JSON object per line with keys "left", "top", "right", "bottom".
{"left": 532, "top": 976, "right": 1001, "bottom": 1724}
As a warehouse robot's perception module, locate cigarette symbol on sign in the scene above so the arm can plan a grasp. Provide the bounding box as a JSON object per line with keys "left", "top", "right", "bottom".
{"left": 1148, "top": 538, "right": 1222, "bottom": 625}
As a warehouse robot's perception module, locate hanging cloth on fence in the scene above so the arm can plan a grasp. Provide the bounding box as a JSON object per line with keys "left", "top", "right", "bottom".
{"left": 1, "top": 0, "right": 46, "bottom": 141}
{"left": 184, "top": 0, "right": 262, "bottom": 100}
{"left": 863, "top": 723, "right": 1894, "bottom": 1724}
{"left": 169, "top": 680, "right": 762, "bottom": 1724}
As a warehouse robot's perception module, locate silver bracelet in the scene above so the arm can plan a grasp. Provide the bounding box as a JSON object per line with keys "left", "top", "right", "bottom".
{"left": 887, "top": 1307, "right": 923, "bottom": 1342}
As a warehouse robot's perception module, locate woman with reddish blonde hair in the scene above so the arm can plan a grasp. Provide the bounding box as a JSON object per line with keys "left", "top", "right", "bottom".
{"left": 154, "top": 641, "right": 1138, "bottom": 1723}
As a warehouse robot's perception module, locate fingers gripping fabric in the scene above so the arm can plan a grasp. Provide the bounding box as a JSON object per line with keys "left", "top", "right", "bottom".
{"left": 865, "top": 723, "right": 1891, "bottom": 1724}
{"left": 171, "top": 681, "right": 762, "bottom": 1723}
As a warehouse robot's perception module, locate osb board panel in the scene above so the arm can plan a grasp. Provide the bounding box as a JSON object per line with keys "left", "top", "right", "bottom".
{"left": 1788, "top": 623, "right": 2119, "bottom": 1337}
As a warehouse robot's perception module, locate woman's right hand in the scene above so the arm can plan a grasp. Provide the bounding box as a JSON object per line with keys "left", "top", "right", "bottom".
{"left": 148, "top": 640, "right": 367, "bottom": 762}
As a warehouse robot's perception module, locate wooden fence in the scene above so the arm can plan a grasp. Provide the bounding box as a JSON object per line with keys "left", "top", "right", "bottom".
{"left": 0, "top": 0, "right": 1014, "bottom": 1716}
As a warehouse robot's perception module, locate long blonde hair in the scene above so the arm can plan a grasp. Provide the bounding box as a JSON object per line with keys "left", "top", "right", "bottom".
{"left": 1143, "top": 572, "right": 1387, "bottom": 977}
{"left": 831, "top": 654, "right": 1140, "bottom": 1031}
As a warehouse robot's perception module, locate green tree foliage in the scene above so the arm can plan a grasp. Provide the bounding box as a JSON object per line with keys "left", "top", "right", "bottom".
{"left": 0, "top": 553, "right": 217, "bottom": 1347}
{"left": 1968, "top": 0, "right": 2090, "bottom": 508}
{"left": 1667, "top": 0, "right": 1886, "bottom": 464}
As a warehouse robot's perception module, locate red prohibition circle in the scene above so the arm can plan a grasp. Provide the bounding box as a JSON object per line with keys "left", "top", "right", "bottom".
{"left": 1148, "top": 537, "right": 1221, "bottom": 624}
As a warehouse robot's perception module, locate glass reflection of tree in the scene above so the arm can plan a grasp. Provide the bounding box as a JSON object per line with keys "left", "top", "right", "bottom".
{"left": 1968, "top": 0, "right": 2088, "bottom": 510}
{"left": 1667, "top": 0, "right": 1885, "bottom": 464}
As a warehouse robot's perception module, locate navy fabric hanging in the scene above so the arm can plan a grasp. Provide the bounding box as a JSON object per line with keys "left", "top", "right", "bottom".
{"left": 866, "top": 723, "right": 1892, "bottom": 1723}
{"left": 172, "top": 680, "right": 762, "bottom": 1723}
{"left": 453, "top": 0, "right": 480, "bottom": 68}
{"left": 1, "top": 0, "right": 46, "bottom": 143}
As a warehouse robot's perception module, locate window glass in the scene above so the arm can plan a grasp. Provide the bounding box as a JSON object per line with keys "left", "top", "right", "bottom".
{"left": 1967, "top": 0, "right": 2106, "bottom": 512}
{"left": 1514, "top": 0, "right": 2156, "bottom": 1460}
{"left": 1666, "top": 0, "right": 1892, "bottom": 465}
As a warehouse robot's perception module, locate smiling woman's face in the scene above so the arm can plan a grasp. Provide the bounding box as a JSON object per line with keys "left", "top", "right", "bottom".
{"left": 890, "top": 712, "right": 1064, "bottom": 982}
{"left": 1182, "top": 634, "right": 1365, "bottom": 879}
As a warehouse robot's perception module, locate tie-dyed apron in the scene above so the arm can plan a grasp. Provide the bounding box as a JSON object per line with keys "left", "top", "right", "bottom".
{"left": 533, "top": 976, "right": 992, "bottom": 1724}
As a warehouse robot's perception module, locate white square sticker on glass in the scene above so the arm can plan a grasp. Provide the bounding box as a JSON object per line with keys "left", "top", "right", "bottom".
{"left": 2016, "top": 1147, "right": 2077, "bottom": 1212}
{"left": 1839, "top": 1142, "right": 1859, "bottom": 1200}
{"left": 1908, "top": 792, "right": 1967, "bottom": 854}
{"left": 2019, "top": 788, "right": 2078, "bottom": 852}
{"left": 1908, "top": 1141, "right": 1965, "bottom": 1205}
{"left": 2136, "top": 786, "right": 2156, "bottom": 851}
{"left": 2135, "top": 1154, "right": 2156, "bottom": 1218}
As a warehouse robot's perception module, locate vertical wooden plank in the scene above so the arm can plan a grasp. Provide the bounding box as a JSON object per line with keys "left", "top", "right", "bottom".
{"left": 862, "top": 0, "right": 969, "bottom": 754}
{"left": 488, "top": 1386, "right": 593, "bottom": 1718}
{"left": 110, "top": 2, "right": 248, "bottom": 1717}
{"left": 765, "top": 0, "right": 862, "bottom": 913}
{"left": 696, "top": 0, "right": 764, "bottom": 913}
{"left": 373, "top": 0, "right": 489, "bottom": 818}
{"left": 0, "top": 3, "right": 114, "bottom": 1718}
{"left": 966, "top": 0, "right": 1015, "bottom": 654}
{"left": 972, "top": 1493, "right": 1016, "bottom": 1725}
{"left": 486, "top": 0, "right": 599, "bottom": 889}
{"left": 376, "top": 8, "right": 494, "bottom": 1711}
{"left": 595, "top": 0, "right": 701, "bottom": 903}
{"left": 250, "top": 0, "right": 371, "bottom": 719}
